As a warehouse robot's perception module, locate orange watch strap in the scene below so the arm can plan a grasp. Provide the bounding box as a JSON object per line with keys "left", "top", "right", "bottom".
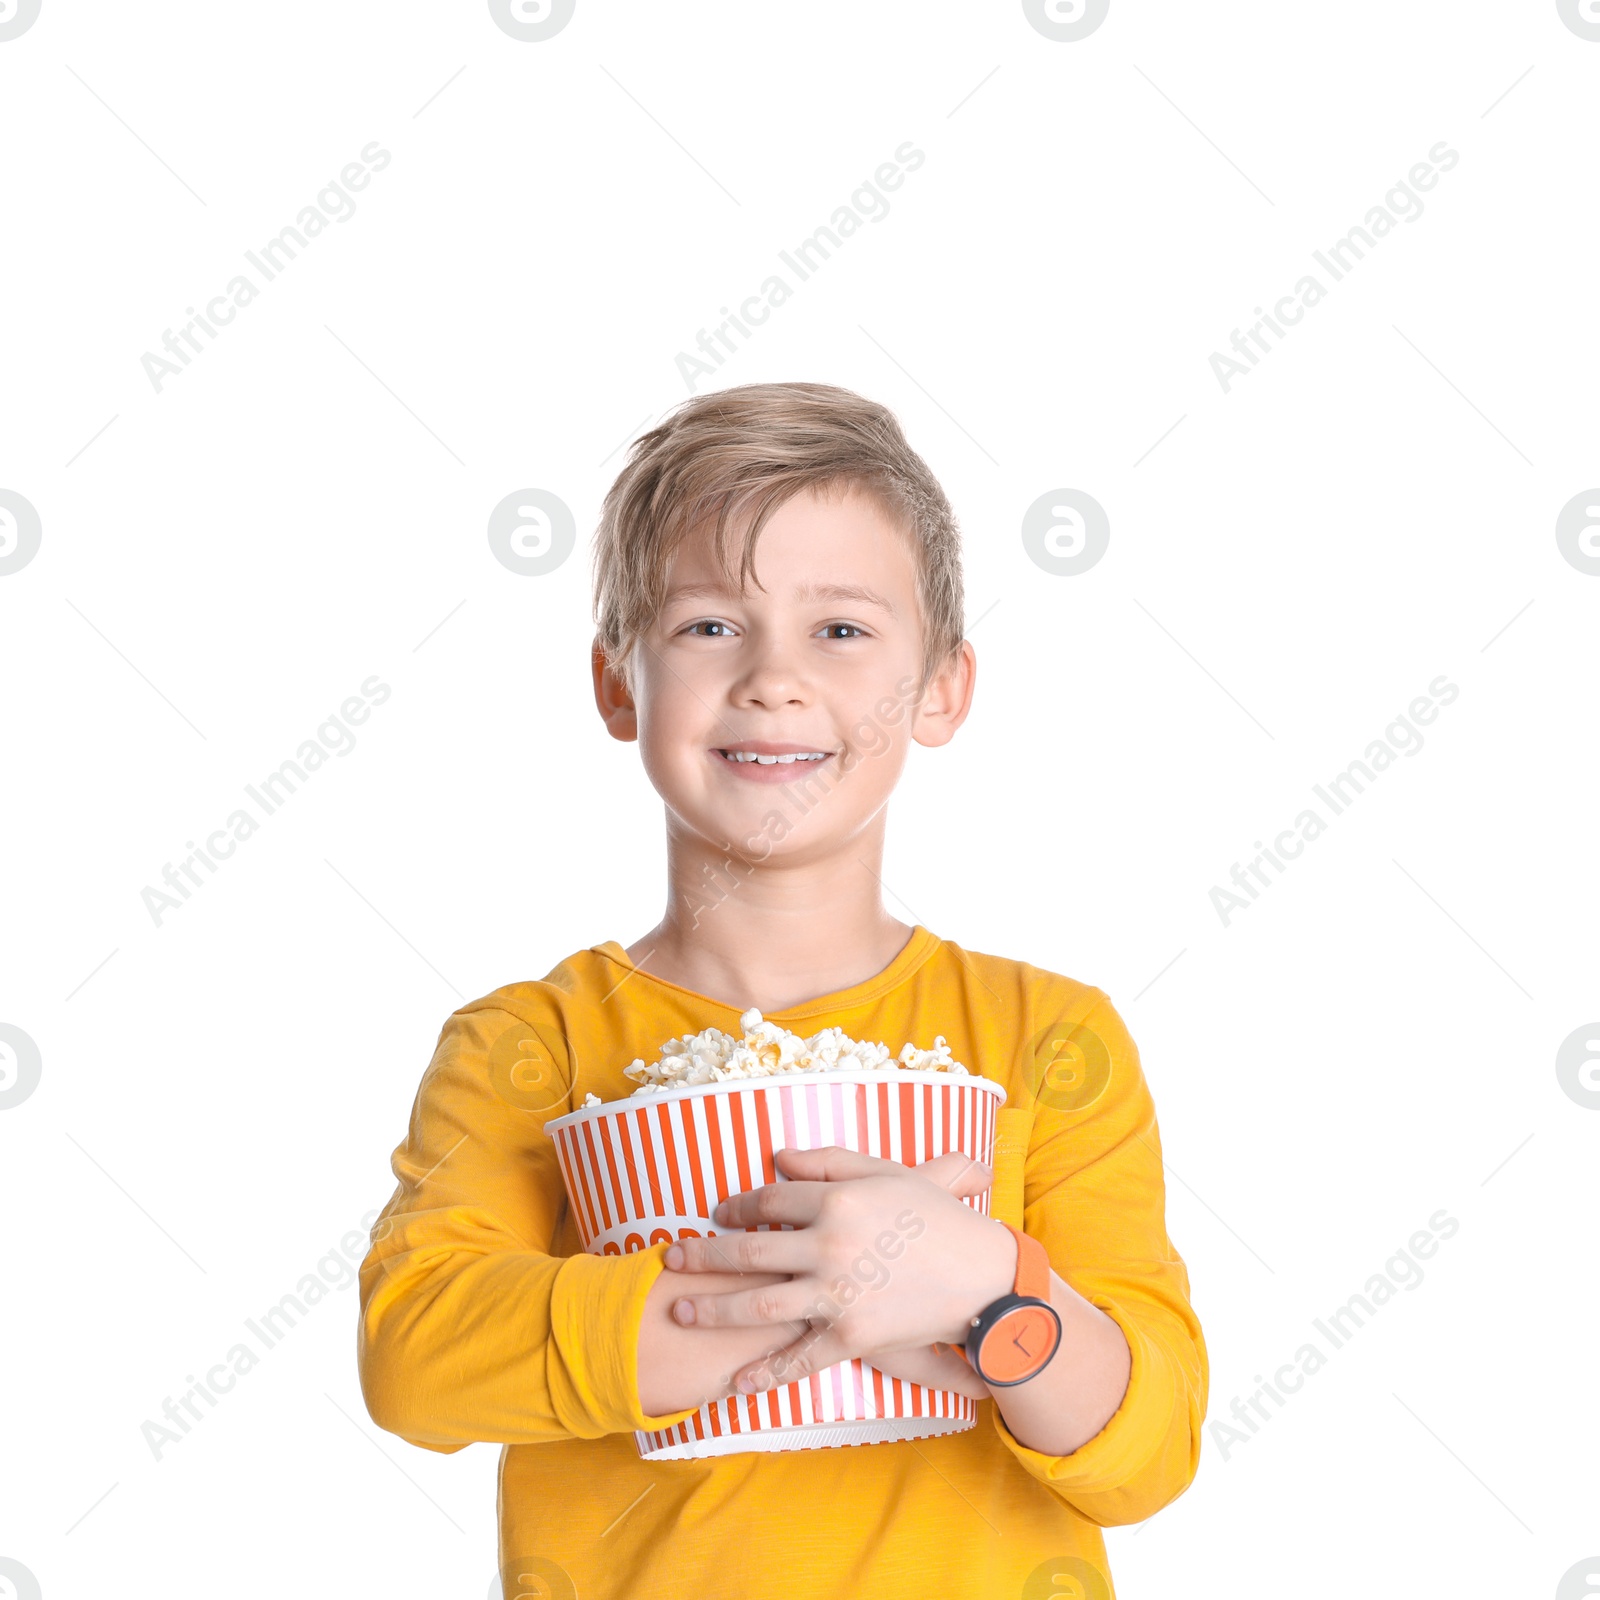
{"left": 1008, "top": 1222, "right": 1049, "bottom": 1300}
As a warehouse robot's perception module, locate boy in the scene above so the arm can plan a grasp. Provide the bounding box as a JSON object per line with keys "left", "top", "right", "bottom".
{"left": 357, "top": 381, "right": 1207, "bottom": 1599}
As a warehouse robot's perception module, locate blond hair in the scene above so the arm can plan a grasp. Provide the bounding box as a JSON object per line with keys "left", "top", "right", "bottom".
{"left": 591, "top": 382, "right": 964, "bottom": 695}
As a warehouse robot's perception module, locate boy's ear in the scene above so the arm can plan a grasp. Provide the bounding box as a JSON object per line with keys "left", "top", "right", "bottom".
{"left": 910, "top": 639, "right": 976, "bottom": 750}
{"left": 591, "top": 640, "right": 638, "bottom": 742}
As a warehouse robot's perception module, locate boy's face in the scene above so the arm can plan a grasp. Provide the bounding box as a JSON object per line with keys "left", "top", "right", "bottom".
{"left": 594, "top": 484, "right": 974, "bottom": 864}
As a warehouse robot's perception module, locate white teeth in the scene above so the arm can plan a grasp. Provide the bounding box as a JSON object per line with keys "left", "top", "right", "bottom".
{"left": 722, "top": 750, "right": 828, "bottom": 764}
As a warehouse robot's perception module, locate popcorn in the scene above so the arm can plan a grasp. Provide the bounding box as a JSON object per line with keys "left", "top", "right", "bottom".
{"left": 599, "top": 1007, "right": 969, "bottom": 1100}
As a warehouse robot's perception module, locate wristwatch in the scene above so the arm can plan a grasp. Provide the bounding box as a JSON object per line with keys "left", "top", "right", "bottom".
{"left": 934, "top": 1221, "right": 1062, "bottom": 1387}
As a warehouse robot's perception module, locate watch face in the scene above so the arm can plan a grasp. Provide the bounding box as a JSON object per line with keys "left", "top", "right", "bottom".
{"left": 978, "top": 1302, "right": 1061, "bottom": 1385}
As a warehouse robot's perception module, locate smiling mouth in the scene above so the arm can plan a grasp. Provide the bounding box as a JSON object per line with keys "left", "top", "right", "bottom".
{"left": 714, "top": 749, "right": 833, "bottom": 766}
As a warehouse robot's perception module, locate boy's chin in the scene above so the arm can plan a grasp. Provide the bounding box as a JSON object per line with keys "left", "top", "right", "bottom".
{"left": 672, "top": 797, "right": 865, "bottom": 859}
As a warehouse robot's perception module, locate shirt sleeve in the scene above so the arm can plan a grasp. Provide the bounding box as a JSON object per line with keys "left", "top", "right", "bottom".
{"left": 987, "top": 985, "right": 1209, "bottom": 1526}
{"left": 356, "top": 1000, "right": 702, "bottom": 1452}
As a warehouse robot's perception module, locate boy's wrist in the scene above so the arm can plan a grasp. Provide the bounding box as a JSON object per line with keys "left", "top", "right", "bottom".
{"left": 945, "top": 1218, "right": 1020, "bottom": 1347}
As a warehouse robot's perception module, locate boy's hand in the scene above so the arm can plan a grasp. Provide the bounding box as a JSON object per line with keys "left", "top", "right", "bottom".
{"left": 865, "top": 1338, "right": 993, "bottom": 1401}
{"left": 663, "top": 1146, "right": 1014, "bottom": 1397}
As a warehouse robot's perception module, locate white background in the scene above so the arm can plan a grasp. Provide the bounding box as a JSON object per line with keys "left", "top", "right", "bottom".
{"left": 2, "top": 2, "right": 1597, "bottom": 1597}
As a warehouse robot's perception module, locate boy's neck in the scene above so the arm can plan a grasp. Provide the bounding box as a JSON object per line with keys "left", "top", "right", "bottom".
{"left": 625, "top": 820, "right": 918, "bottom": 1014}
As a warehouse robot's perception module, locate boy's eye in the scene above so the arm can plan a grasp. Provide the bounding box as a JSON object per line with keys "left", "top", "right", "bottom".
{"left": 820, "top": 623, "right": 866, "bottom": 640}
{"left": 684, "top": 620, "right": 734, "bottom": 637}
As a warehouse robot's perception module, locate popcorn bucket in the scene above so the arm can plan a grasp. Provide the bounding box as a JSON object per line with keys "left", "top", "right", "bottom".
{"left": 544, "top": 1068, "right": 1007, "bottom": 1460}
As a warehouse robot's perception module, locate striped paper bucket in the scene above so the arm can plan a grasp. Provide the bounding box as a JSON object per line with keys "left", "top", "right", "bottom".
{"left": 544, "top": 1067, "right": 1007, "bottom": 1460}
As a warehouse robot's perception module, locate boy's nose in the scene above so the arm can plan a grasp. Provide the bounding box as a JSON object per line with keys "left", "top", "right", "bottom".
{"left": 733, "top": 650, "right": 810, "bottom": 707}
{"left": 741, "top": 678, "right": 806, "bottom": 708}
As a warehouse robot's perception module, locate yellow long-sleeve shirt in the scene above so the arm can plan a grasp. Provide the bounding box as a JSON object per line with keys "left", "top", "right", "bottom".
{"left": 357, "top": 925, "right": 1207, "bottom": 1599}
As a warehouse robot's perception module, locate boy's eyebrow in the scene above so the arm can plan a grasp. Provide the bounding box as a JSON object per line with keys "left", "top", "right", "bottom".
{"left": 663, "top": 579, "right": 899, "bottom": 617}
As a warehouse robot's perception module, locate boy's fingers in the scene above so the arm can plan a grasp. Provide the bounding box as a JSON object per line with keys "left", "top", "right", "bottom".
{"left": 672, "top": 1278, "right": 828, "bottom": 1332}
{"left": 711, "top": 1179, "right": 828, "bottom": 1230}
{"left": 913, "top": 1150, "right": 993, "bottom": 1198}
{"left": 777, "top": 1145, "right": 991, "bottom": 1196}
{"left": 663, "top": 1231, "right": 747, "bottom": 1273}
{"left": 666, "top": 1228, "right": 811, "bottom": 1276}
{"left": 736, "top": 1323, "right": 849, "bottom": 1394}
{"left": 774, "top": 1145, "right": 891, "bottom": 1181}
